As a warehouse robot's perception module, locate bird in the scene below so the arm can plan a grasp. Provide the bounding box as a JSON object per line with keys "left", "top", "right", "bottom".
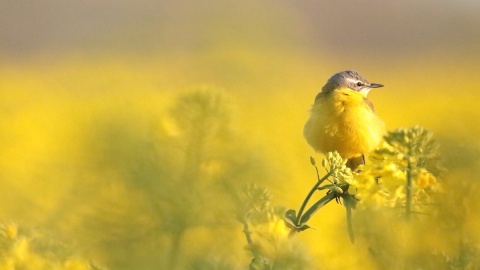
{"left": 304, "top": 70, "right": 385, "bottom": 170}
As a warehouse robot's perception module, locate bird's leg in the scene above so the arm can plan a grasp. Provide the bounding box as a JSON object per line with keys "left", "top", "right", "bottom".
{"left": 346, "top": 155, "right": 365, "bottom": 171}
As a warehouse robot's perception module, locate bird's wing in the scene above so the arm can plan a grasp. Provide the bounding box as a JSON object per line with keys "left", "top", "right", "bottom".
{"left": 314, "top": 91, "right": 324, "bottom": 103}
{"left": 363, "top": 98, "right": 375, "bottom": 112}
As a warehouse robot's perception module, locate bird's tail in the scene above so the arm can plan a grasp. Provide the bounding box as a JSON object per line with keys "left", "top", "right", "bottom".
{"left": 346, "top": 155, "right": 365, "bottom": 171}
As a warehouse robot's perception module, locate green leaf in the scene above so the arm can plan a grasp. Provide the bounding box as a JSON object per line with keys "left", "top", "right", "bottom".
{"left": 341, "top": 194, "right": 358, "bottom": 243}
{"left": 250, "top": 257, "right": 270, "bottom": 270}
{"left": 299, "top": 224, "right": 312, "bottom": 232}
{"left": 284, "top": 209, "right": 297, "bottom": 229}
{"left": 284, "top": 209, "right": 313, "bottom": 232}
{"left": 284, "top": 209, "right": 296, "bottom": 222}
{"left": 300, "top": 193, "right": 336, "bottom": 224}
{"left": 345, "top": 203, "right": 354, "bottom": 244}
{"left": 341, "top": 194, "right": 358, "bottom": 209}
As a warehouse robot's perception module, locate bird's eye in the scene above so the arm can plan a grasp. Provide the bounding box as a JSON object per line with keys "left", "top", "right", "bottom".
{"left": 356, "top": 82, "right": 363, "bottom": 87}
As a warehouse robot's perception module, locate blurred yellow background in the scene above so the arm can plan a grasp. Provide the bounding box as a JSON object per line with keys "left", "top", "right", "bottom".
{"left": 0, "top": 0, "right": 479, "bottom": 269}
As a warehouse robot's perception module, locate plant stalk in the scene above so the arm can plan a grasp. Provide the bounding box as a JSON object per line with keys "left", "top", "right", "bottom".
{"left": 406, "top": 159, "right": 413, "bottom": 220}
{"left": 294, "top": 170, "right": 333, "bottom": 226}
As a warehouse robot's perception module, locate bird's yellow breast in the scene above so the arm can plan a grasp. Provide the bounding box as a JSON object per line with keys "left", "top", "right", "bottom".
{"left": 304, "top": 88, "right": 385, "bottom": 158}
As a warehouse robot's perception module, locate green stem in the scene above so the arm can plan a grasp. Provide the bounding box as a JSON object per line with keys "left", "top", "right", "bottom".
{"left": 243, "top": 218, "right": 263, "bottom": 260}
{"left": 294, "top": 170, "right": 333, "bottom": 226}
{"left": 243, "top": 218, "right": 253, "bottom": 245}
{"left": 167, "top": 229, "right": 185, "bottom": 270}
{"left": 299, "top": 192, "right": 336, "bottom": 224}
{"left": 406, "top": 159, "right": 412, "bottom": 221}
{"left": 346, "top": 202, "right": 354, "bottom": 243}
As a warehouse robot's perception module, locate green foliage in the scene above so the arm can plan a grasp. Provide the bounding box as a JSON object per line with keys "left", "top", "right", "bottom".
{"left": 285, "top": 152, "right": 355, "bottom": 242}
{"left": 18, "top": 87, "right": 274, "bottom": 269}
{"left": 143, "top": 88, "right": 274, "bottom": 269}
{"left": 380, "top": 126, "right": 440, "bottom": 219}
{"left": 377, "top": 125, "right": 439, "bottom": 172}
{"left": 348, "top": 126, "right": 480, "bottom": 269}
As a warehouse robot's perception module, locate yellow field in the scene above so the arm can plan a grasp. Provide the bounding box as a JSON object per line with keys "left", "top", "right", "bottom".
{"left": 0, "top": 46, "right": 479, "bottom": 269}
{"left": 1, "top": 2, "right": 480, "bottom": 267}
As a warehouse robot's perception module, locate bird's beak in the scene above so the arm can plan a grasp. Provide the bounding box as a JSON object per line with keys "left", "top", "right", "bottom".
{"left": 369, "top": 83, "right": 384, "bottom": 88}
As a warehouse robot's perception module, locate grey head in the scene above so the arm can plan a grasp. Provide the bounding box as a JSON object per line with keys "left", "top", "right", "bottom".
{"left": 321, "top": 70, "right": 383, "bottom": 96}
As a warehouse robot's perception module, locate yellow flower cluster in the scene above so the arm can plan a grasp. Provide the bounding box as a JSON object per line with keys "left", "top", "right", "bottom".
{"left": 350, "top": 155, "right": 405, "bottom": 208}
{"left": 350, "top": 146, "right": 440, "bottom": 209}
{"left": 415, "top": 168, "right": 438, "bottom": 190}
{"left": 348, "top": 127, "right": 442, "bottom": 211}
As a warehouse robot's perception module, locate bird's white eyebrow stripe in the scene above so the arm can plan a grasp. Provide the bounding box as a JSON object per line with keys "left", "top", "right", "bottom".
{"left": 345, "top": 77, "right": 359, "bottom": 84}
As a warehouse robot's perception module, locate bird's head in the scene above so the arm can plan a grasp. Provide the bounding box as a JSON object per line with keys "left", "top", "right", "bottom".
{"left": 321, "top": 70, "right": 383, "bottom": 96}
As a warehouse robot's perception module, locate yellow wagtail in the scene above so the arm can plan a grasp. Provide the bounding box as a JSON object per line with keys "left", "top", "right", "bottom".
{"left": 304, "top": 70, "right": 385, "bottom": 170}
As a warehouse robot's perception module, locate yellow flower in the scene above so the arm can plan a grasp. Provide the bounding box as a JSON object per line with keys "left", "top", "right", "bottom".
{"left": 415, "top": 168, "right": 437, "bottom": 190}
{"left": 267, "top": 217, "right": 289, "bottom": 238}
{"left": 4, "top": 223, "right": 18, "bottom": 239}
{"left": 352, "top": 169, "right": 389, "bottom": 208}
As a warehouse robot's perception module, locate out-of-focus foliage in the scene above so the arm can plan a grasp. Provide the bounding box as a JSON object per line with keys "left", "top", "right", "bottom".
{"left": 351, "top": 127, "right": 480, "bottom": 270}
{"left": 240, "top": 184, "right": 312, "bottom": 270}
{"left": 353, "top": 126, "right": 441, "bottom": 210}
{"left": 0, "top": 222, "right": 97, "bottom": 270}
